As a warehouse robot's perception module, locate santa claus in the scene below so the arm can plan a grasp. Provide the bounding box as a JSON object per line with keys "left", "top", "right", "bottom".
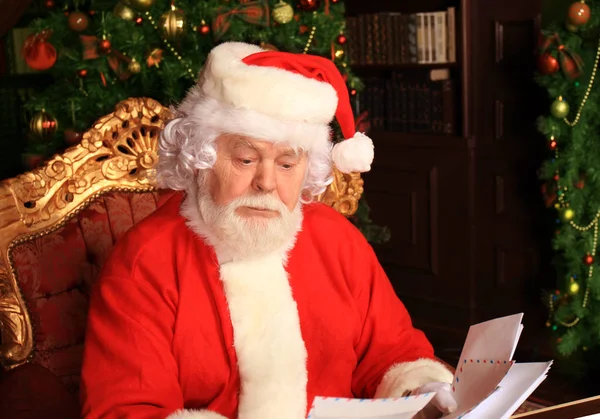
{"left": 80, "top": 42, "right": 456, "bottom": 419}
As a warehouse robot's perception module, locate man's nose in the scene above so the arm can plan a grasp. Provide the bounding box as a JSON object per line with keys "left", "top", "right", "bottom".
{"left": 252, "top": 162, "right": 276, "bottom": 193}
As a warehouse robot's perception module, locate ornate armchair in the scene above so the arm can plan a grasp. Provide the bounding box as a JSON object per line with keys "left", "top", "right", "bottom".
{"left": 0, "top": 98, "right": 364, "bottom": 416}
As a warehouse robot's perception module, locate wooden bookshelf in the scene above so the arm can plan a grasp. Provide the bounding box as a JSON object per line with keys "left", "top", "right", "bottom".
{"left": 369, "top": 130, "right": 468, "bottom": 149}
{"left": 348, "top": 0, "right": 549, "bottom": 365}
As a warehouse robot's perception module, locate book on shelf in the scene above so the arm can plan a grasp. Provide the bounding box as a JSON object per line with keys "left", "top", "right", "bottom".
{"left": 356, "top": 72, "right": 456, "bottom": 135}
{"left": 346, "top": 7, "right": 456, "bottom": 66}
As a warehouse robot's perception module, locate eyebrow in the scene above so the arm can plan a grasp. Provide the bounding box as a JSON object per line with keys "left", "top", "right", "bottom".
{"left": 231, "top": 138, "right": 300, "bottom": 157}
{"left": 232, "top": 138, "right": 257, "bottom": 150}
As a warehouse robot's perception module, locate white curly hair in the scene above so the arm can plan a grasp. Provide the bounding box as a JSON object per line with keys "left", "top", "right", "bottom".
{"left": 156, "top": 93, "right": 334, "bottom": 200}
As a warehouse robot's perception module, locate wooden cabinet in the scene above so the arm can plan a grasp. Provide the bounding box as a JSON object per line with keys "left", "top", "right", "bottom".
{"left": 347, "top": 0, "right": 549, "bottom": 360}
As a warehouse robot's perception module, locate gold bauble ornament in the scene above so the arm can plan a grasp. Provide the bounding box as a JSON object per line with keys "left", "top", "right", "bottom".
{"left": 570, "top": 281, "right": 580, "bottom": 294}
{"left": 123, "top": 0, "right": 155, "bottom": 11}
{"left": 160, "top": 5, "right": 186, "bottom": 41}
{"left": 29, "top": 110, "right": 57, "bottom": 142}
{"left": 551, "top": 96, "right": 570, "bottom": 119}
{"left": 113, "top": 2, "right": 135, "bottom": 20}
{"left": 128, "top": 58, "right": 141, "bottom": 74}
{"left": 272, "top": 1, "right": 294, "bottom": 24}
{"left": 564, "top": 208, "right": 575, "bottom": 220}
{"left": 334, "top": 49, "right": 345, "bottom": 59}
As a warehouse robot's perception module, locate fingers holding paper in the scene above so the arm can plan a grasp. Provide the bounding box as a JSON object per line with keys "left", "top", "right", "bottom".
{"left": 412, "top": 382, "right": 458, "bottom": 419}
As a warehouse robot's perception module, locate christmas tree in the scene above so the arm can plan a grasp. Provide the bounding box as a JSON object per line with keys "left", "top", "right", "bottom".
{"left": 537, "top": 0, "right": 600, "bottom": 355}
{"left": 19, "top": 0, "right": 389, "bottom": 242}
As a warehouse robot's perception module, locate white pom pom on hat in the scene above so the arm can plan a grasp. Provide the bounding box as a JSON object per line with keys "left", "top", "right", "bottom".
{"left": 178, "top": 42, "right": 374, "bottom": 174}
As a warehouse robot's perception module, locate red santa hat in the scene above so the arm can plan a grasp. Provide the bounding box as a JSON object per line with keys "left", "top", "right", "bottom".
{"left": 178, "top": 42, "right": 374, "bottom": 174}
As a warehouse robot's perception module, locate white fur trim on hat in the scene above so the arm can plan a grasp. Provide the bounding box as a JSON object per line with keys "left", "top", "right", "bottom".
{"left": 180, "top": 95, "right": 331, "bottom": 152}
{"left": 167, "top": 409, "right": 228, "bottom": 419}
{"left": 200, "top": 42, "right": 339, "bottom": 125}
{"left": 374, "top": 358, "right": 454, "bottom": 398}
{"left": 331, "top": 132, "right": 374, "bottom": 173}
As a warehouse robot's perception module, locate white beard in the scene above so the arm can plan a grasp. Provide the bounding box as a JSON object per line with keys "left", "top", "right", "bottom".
{"left": 180, "top": 175, "right": 303, "bottom": 263}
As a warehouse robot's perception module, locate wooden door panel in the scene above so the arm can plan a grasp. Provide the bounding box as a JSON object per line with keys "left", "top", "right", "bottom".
{"left": 364, "top": 146, "right": 471, "bottom": 306}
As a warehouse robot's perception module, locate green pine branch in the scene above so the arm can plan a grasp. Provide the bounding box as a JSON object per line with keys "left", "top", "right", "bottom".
{"left": 537, "top": 0, "right": 600, "bottom": 356}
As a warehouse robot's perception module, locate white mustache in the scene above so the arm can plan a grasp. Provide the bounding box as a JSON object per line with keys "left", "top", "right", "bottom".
{"left": 227, "top": 194, "right": 289, "bottom": 213}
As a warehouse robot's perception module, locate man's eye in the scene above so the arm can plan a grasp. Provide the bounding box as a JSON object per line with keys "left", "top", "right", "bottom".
{"left": 280, "top": 163, "right": 295, "bottom": 170}
{"left": 239, "top": 159, "right": 253, "bottom": 165}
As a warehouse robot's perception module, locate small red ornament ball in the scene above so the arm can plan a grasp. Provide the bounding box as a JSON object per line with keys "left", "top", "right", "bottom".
{"left": 332, "top": 0, "right": 339, "bottom": 3}
{"left": 199, "top": 24, "right": 210, "bottom": 35}
{"left": 350, "top": 89, "right": 357, "bottom": 96}
{"left": 584, "top": 253, "right": 595, "bottom": 265}
{"left": 538, "top": 52, "right": 559, "bottom": 75}
{"left": 568, "top": 1, "right": 591, "bottom": 26}
{"left": 98, "top": 39, "right": 112, "bottom": 54}
{"left": 336, "top": 34, "right": 347, "bottom": 45}
{"left": 549, "top": 139, "right": 558, "bottom": 150}
{"left": 68, "top": 11, "right": 90, "bottom": 32}
{"left": 44, "top": 0, "right": 55, "bottom": 9}
{"left": 78, "top": 69, "right": 88, "bottom": 78}
{"left": 135, "top": 16, "right": 143, "bottom": 25}
{"left": 553, "top": 173, "right": 560, "bottom": 181}
{"left": 298, "top": 0, "right": 320, "bottom": 11}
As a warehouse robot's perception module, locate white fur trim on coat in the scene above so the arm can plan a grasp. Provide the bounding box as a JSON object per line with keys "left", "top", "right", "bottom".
{"left": 200, "top": 42, "right": 338, "bottom": 125}
{"left": 220, "top": 253, "right": 308, "bottom": 419}
{"left": 167, "top": 409, "right": 228, "bottom": 419}
{"left": 374, "top": 358, "right": 454, "bottom": 398}
{"left": 331, "top": 132, "right": 374, "bottom": 173}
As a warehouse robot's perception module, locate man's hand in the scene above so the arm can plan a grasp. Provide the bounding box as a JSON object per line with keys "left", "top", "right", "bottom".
{"left": 411, "top": 382, "right": 457, "bottom": 419}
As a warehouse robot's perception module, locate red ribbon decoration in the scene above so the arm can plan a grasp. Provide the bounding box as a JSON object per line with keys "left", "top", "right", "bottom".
{"left": 539, "top": 32, "right": 584, "bottom": 79}
{"left": 80, "top": 35, "right": 131, "bottom": 84}
{"left": 212, "top": 1, "right": 270, "bottom": 41}
{"left": 355, "top": 110, "right": 370, "bottom": 134}
{"left": 541, "top": 182, "right": 557, "bottom": 208}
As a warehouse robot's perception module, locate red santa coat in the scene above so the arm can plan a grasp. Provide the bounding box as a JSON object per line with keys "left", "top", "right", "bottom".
{"left": 80, "top": 193, "right": 452, "bottom": 419}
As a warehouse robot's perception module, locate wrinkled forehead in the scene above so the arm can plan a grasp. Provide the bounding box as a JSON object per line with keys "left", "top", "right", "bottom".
{"left": 218, "top": 133, "right": 304, "bottom": 156}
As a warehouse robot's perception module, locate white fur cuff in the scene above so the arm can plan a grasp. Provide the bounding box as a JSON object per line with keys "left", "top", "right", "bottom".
{"left": 331, "top": 132, "right": 374, "bottom": 174}
{"left": 374, "top": 358, "right": 454, "bottom": 398}
{"left": 167, "top": 409, "right": 228, "bottom": 419}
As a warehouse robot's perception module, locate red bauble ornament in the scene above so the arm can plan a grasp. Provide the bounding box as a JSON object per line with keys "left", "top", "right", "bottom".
{"left": 298, "top": 0, "right": 320, "bottom": 11}
{"left": 332, "top": 0, "right": 339, "bottom": 3}
{"left": 350, "top": 89, "right": 357, "bottom": 96}
{"left": 64, "top": 128, "right": 83, "bottom": 145}
{"left": 44, "top": 0, "right": 55, "bottom": 9}
{"left": 553, "top": 173, "right": 560, "bottom": 181}
{"left": 78, "top": 69, "right": 88, "bottom": 77}
{"left": 23, "top": 32, "right": 57, "bottom": 71}
{"left": 568, "top": 1, "right": 591, "bottom": 26}
{"left": 199, "top": 24, "right": 210, "bottom": 35}
{"left": 538, "top": 52, "right": 559, "bottom": 75}
{"left": 98, "top": 39, "right": 112, "bottom": 54}
{"left": 549, "top": 139, "right": 557, "bottom": 150}
{"left": 584, "top": 254, "right": 595, "bottom": 265}
{"left": 135, "top": 16, "right": 143, "bottom": 25}
{"left": 336, "top": 34, "right": 347, "bottom": 45}
{"left": 68, "top": 11, "right": 90, "bottom": 32}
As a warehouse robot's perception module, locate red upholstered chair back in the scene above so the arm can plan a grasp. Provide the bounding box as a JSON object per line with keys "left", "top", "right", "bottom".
{"left": 9, "top": 190, "right": 173, "bottom": 394}
{"left": 0, "top": 98, "right": 364, "bottom": 396}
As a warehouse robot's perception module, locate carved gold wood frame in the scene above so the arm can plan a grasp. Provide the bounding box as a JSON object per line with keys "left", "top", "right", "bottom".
{"left": 0, "top": 97, "right": 364, "bottom": 370}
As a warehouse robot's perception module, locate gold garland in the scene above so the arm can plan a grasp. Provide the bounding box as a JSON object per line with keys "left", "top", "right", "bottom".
{"left": 143, "top": 10, "right": 196, "bottom": 79}
{"left": 549, "top": 211, "right": 600, "bottom": 328}
{"left": 302, "top": 12, "right": 317, "bottom": 54}
{"left": 564, "top": 36, "right": 600, "bottom": 127}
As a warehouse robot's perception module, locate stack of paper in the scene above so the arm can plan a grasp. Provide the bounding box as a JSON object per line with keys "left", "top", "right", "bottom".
{"left": 308, "top": 313, "right": 552, "bottom": 419}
